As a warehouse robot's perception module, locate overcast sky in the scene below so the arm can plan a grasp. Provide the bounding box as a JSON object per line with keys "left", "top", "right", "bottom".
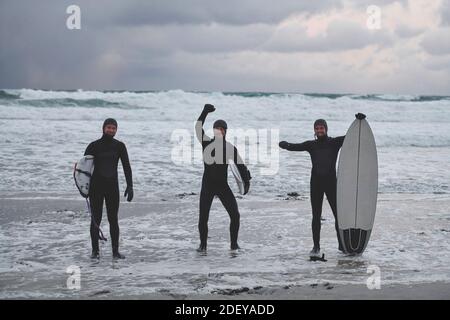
{"left": 1, "top": 0, "right": 449, "bottom": 94}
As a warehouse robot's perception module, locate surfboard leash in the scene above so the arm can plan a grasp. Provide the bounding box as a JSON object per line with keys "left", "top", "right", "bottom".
{"left": 85, "top": 198, "right": 107, "bottom": 242}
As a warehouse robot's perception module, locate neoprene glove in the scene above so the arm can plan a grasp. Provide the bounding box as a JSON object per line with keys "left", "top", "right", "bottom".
{"left": 203, "top": 104, "right": 215, "bottom": 113}
{"left": 279, "top": 141, "right": 289, "bottom": 149}
{"left": 355, "top": 113, "right": 366, "bottom": 120}
{"left": 243, "top": 169, "right": 252, "bottom": 195}
{"left": 124, "top": 186, "right": 133, "bottom": 202}
{"left": 244, "top": 181, "right": 250, "bottom": 195}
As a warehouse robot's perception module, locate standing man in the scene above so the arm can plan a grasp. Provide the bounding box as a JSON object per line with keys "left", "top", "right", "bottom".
{"left": 195, "top": 104, "right": 251, "bottom": 252}
{"left": 279, "top": 113, "right": 366, "bottom": 258}
{"left": 84, "top": 118, "right": 133, "bottom": 259}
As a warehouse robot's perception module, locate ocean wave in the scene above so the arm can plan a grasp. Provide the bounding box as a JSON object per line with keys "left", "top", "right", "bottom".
{"left": 221, "top": 92, "right": 283, "bottom": 98}
{"left": 2, "top": 89, "right": 450, "bottom": 104}
{"left": 7, "top": 88, "right": 191, "bottom": 101}
{"left": 0, "top": 90, "right": 20, "bottom": 100}
{"left": 349, "top": 94, "right": 450, "bottom": 102}
{"left": 0, "top": 89, "right": 151, "bottom": 109}
{"left": 12, "top": 98, "right": 144, "bottom": 109}
{"left": 218, "top": 92, "right": 450, "bottom": 102}
{"left": 303, "top": 93, "right": 349, "bottom": 99}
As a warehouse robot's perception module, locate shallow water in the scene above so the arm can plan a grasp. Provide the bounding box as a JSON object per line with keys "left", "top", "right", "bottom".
{"left": 0, "top": 194, "right": 449, "bottom": 298}
{"left": 1, "top": 90, "right": 449, "bottom": 298}
{"left": 1, "top": 89, "right": 450, "bottom": 198}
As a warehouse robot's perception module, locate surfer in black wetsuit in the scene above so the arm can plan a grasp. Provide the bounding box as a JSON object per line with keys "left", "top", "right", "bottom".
{"left": 84, "top": 118, "right": 133, "bottom": 259}
{"left": 195, "top": 104, "right": 251, "bottom": 252}
{"left": 279, "top": 113, "right": 366, "bottom": 257}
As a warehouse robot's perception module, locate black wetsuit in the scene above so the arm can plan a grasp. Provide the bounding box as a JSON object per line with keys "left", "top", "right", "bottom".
{"left": 84, "top": 134, "right": 132, "bottom": 254}
{"left": 281, "top": 135, "right": 345, "bottom": 250}
{"left": 196, "top": 110, "right": 250, "bottom": 250}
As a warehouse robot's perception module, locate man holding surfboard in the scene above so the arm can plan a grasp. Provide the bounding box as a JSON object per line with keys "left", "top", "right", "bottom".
{"left": 84, "top": 118, "right": 133, "bottom": 259}
{"left": 195, "top": 104, "right": 251, "bottom": 252}
{"left": 279, "top": 113, "right": 366, "bottom": 258}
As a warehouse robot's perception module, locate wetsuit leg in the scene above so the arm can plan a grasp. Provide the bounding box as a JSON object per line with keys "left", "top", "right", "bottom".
{"left": 217, "top": 185, "right": 240, "bottom": 248}
{"left": 89, "top": 179, "right": 104, "bottom": 253}
{"left": 105, "top": 180, "right": 120, "bottom": 253}
{"left": 324, "top": 177, "right": 343, "bottom": 250}
{"left": 310, "top": 177, "right": 325, "bottom": 249}
{"left": 199, "top": 185, "right": 215, "bottom": 248}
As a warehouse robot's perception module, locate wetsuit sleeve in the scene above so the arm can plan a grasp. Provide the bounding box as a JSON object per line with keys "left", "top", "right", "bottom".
{"left": 333, "top": 136, "right": 345, "bottom": 148}
{"left": 119, "top": 143, "right": 133, "bottom": 188}
{"left": 283, "top": 141, "right": 311, "bottom": 152}
{"left": 195, "top": 110, "right": 211, "bottom": 145}
{"left": 84, "top": 142, "right": 95, "bottom": 156}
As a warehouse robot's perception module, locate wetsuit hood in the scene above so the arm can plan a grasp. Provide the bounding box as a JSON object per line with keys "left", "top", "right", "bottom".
{"left": 102, "top": 118, "right": 118, "bottom": 139}
{"left": 314, "top": 119, "right": 328, "bottom": 140}
{"left": 213, "top": 119, "right": 228, "bottom": 130}
{"left": 314, "top": 119, "right": 328, "bottom": 132}
{"left": 213, "top": 119, "right": 227, "bottom": 138}
{"left": 103, "top": 118, "right": 118, "bottom": 130}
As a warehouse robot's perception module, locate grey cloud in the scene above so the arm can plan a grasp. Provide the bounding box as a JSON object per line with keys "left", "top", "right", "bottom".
{"left": 342, "top": 0, "right": 408, "bottom": 10}
{"left": 80, "top": 0, "right": 341, "bottom": 27}
{"left": 0, "top": 0, "right": 341, "bottom": 89}
{"left": 105, "top": 18, "right": 394, "bottom": 56}
{"left": 0, "top": 1, "right": 124, "bottom": 89}
{"left": 394, "top": 24, "right": 425, "bottom": 38}
{"left": 117, "top": 24, "right": 272, "bottom": 54}
{"left": 423, "top": 55, "right": 450, "bottom": 71}
{"left": 262, "top": 19, "right": 393, "bottom": 52}
{"left": 0, "top": 0, "right": 449, "bottom": 94}
{"left": 421, "top": 28, "right": 450, "bottom": 55}
{"left": 441, "top": 0, "right": 450, "bottom": 25}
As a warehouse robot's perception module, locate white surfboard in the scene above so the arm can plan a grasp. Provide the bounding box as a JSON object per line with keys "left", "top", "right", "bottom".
{"left": 230, "top": 162, "right": 245, "bottom": 195}
{"left": 74, "top": 155, "right": 95, "bottom": 198}
{"left": 337, "top": 118, "right": 378, "bottom": 255}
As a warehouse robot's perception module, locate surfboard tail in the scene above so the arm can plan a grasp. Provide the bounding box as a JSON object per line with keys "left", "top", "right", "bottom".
{"left": 339, "top": 229, "right": 372, "bottom": 255}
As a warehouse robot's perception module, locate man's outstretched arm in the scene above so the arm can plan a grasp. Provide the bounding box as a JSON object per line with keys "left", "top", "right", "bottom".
{"left": 279, "top": 140, "right": 311, "bottom": 152}
{"left": 195, "top": 104, "right": 215, "bottom": 144}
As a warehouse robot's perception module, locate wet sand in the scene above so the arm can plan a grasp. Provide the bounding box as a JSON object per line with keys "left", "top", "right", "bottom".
{"left": 1, "top": 192, "right": 449, "bottom": 299}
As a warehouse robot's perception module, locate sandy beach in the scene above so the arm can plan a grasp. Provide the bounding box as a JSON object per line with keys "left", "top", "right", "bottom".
{"left": 1, "top": 192, "right": 449, "bottom": 299}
